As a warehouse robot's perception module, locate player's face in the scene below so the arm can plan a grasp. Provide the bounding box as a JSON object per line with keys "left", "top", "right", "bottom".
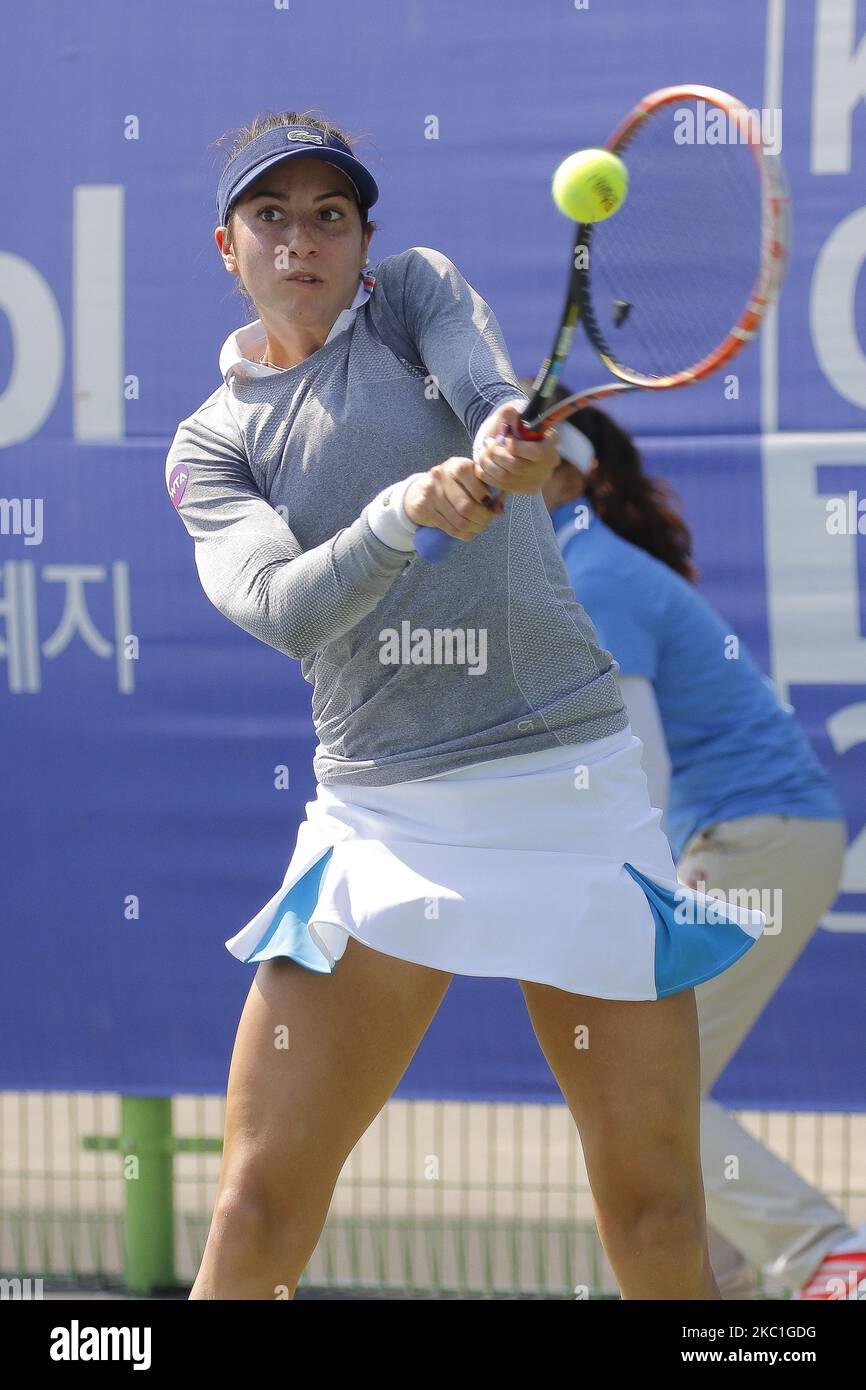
{"left": 219, "top": 158, "right": 372, "bottom": 329}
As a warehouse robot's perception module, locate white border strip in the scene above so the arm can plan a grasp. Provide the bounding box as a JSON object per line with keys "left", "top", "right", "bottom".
{"left": 762, "top": 0, "right": 786, "bottom": 437}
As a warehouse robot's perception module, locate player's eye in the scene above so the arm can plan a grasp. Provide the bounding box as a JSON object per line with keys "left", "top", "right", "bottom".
{"left": 257, "top": 205, "right": 342, "bottom": 224}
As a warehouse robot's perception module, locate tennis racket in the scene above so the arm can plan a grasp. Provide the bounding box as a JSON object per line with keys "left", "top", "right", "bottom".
{"left": 414, "top": 84, "right": 789, "bottom": 563}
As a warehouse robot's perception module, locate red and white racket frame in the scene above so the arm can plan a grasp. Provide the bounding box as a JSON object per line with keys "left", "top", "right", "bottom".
{"left": 532, "top": 83, "right": 791, "bottom": 428}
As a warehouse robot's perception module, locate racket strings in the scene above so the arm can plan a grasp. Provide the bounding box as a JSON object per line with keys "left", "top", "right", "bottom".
{"left": 586, "top": 102, "right": 764, "bottom": 378}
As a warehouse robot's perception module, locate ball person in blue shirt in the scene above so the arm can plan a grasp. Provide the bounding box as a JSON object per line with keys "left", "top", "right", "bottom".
{"left": 539, "top": 380, "right": 863, "bottom": 1301}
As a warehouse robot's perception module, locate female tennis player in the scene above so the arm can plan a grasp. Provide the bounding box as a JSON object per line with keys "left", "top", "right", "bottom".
{"left": 538, "top": 386, "right": 863, "bottom": 1300}
{"left": 166, "top": 111, "right": 764, "bottom": 1301}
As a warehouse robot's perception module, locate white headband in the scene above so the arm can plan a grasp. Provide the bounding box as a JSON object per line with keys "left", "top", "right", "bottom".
{"left": 556, "top": 420, "right": 595, "bottom": 471}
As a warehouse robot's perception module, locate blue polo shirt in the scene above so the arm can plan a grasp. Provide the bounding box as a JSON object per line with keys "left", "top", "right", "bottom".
{"left": 552, "top": 501, "right": 844, "bottom": 860}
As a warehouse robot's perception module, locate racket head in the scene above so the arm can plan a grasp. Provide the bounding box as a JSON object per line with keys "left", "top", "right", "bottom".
{"left": 573, "top": 84, "right": 789, "bottom": 391}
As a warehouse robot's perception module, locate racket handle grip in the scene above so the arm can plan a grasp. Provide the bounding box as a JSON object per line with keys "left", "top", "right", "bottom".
{"left": 413, "top": 419, "right": 544, "bottom": 564}
{"left": 414, "top": 484, "right": 507, "bottom": 563}
{"left": 413, "top": 524, "right": 461, "bottom": 563}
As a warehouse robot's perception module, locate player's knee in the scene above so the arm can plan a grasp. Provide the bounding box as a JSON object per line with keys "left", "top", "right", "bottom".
{"left": 614, "top": 1197, "right": 706, "bottom": 1261}
{"left": 211, "top": 1180, "right": 274, "bottom": 1243}
{"left": 211, "top": 1172, "right": 321, "bottom": 1263}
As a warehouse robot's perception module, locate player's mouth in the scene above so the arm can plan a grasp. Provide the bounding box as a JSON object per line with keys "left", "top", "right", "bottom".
{"left": 285, "top": 272, "right": 322, "bottom": 285}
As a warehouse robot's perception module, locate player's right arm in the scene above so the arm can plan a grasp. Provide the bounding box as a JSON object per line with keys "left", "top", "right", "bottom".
{"left": 165, "top": 412, "right": 418, "bottom": 661}
{"left": 165, "top": 414, "right": 498, "bottom": 660}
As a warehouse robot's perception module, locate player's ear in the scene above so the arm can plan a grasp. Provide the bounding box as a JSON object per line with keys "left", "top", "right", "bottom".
{"left": 215, "top": 225, "right": 238, "bottom": 272}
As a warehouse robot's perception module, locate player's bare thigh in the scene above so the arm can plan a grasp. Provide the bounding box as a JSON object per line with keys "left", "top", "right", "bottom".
{"left": 217, "top": 937, "right": 453, "bottom": 1215}
{"left": 518, "top": 982, "right": 704, "bottom": 1208}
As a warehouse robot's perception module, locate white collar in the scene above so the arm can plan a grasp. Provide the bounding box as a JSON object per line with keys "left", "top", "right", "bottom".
{"left": 219, "top": 267, "right": 376, "bottom": 387}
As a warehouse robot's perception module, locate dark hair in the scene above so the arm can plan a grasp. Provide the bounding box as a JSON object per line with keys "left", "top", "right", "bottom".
{"left": 521, "top": 378, "right": 698, "bottom": 583}
{"left": 210, "top": 109, "right": 378, "bottom": 311}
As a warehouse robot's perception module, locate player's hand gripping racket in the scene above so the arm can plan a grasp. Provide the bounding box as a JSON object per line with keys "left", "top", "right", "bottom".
{"left": 414, "top": 84, "right": 789, "bottom": 563}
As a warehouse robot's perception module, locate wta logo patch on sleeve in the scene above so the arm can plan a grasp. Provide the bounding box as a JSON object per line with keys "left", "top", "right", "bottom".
{"left": 168, "top": 463, "right": 189, "bottom": 509}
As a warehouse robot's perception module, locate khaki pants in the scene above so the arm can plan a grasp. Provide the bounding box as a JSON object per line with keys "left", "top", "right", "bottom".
{"left": 677, "top": 814, "right": 849, "bottom": 1299}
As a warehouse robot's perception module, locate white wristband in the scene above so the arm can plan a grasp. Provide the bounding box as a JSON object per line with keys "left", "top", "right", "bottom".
{"left": 367, "top": 473, "right": 426, "bottom": 552}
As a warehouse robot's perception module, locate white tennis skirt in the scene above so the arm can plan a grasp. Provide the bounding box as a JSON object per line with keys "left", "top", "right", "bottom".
{"left": 224, "top": 726, "right": 765, "bottom": 1000}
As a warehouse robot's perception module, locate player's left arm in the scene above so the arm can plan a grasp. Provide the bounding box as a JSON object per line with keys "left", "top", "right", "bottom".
{"left": 395, "top": 246, "right": 529, "bottom": 447}
{"left": 376, "top": 247, "right": 558, "bottom": 503}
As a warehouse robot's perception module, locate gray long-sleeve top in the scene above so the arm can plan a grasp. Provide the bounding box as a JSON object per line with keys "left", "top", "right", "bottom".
{"left": 165, "top": 246, "right": 627, "bottom": 784}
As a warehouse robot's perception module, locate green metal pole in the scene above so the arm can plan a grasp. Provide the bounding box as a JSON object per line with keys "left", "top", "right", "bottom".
{"left": 120, "top": 1096, "right": 175, "bottom": 1294}
{"left": 83, "top": 1102, "right": 222, "bottom": 1293}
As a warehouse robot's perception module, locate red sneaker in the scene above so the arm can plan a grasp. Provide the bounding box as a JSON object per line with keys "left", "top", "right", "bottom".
{"left": 792, "top": 1229, "right": 866, "bottom": 1300}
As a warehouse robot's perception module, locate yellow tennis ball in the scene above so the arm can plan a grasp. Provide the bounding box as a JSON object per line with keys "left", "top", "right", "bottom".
{"left": 551, "top": 149, "right": 628, "bottom": 223}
